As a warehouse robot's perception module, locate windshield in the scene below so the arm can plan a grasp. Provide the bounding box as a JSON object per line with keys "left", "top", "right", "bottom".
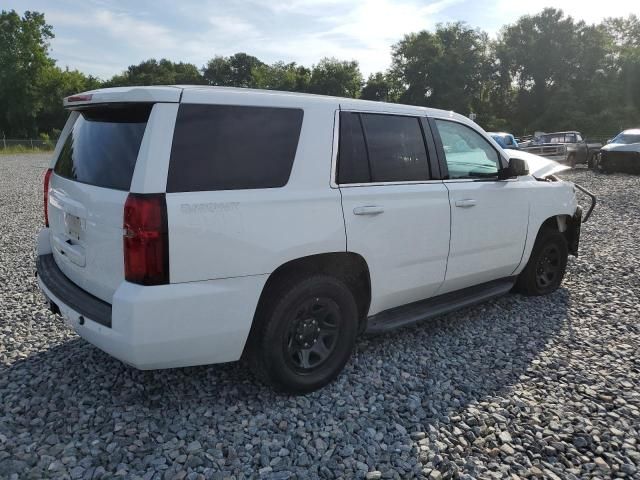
{"left": 611, "top": 133, "right": 640, "bottom": 145}
{"left": 539, "top": 134, "right": 576, "bottom": 144}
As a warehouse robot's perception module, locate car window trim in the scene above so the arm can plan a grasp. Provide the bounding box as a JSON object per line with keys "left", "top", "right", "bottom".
{"left": 422, "top": 117, "right": 442, "bottom": 179}
{"left": 332, "top": 109, "right": 436, "bottom": 188}
{"left": 357, "top": 113, "right": 375, "bottom": 182}
{"left": 334, "top": 110, "right": 372, "bottom": 185}
{"left": 428, "top": 117, "right": 509, "bottom": 182}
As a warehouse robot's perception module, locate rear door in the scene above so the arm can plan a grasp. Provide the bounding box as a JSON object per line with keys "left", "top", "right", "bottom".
{"left": 430, "top": 118, "right": 530, "bottom": 294}
{"left": 48, "top": 103, "right": 155, "bottom": 303}
{"left": 337, "top": 110, "right": 450, "bottom": 315}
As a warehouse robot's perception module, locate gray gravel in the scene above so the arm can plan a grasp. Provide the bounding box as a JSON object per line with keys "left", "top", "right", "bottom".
{"left": 1, "top": 154, "right": 639, "bottom": 479}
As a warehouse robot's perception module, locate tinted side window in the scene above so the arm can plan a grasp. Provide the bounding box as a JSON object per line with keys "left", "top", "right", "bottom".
{"left": 54, "top": 104, "right": 151, "bottom": 191}
{"left": 360, "top": 114, "right": 429, "bottom": 182}
{"left": 167, "top": 104, "right": 303, "bottom": 192}
{"left": 435, "top": 120, "right": 500, "bottom": 179}
{"left": 337, "top": 112, "right": 370, "bottom": 184}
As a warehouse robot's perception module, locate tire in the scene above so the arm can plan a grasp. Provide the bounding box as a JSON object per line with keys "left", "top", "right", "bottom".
{"left": 568, "top": 154, "right": 576, "bottom": 168}
{"left": 247, "top": 274, "right": 358, "bottom": 393}
{"left": 514, "top": 228, "right": 568, "bottom": 296}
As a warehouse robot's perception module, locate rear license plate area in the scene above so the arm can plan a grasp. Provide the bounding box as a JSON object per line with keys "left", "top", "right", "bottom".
{"left": 64, "top": 213, "right": 83, "bottom": 241}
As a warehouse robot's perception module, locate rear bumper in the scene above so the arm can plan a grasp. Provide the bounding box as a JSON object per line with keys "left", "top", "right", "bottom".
{"left": 36, "top": 249, "right": 268, "bottom": 370}
{"left": 37, "top": 254, "right": 112, "bottom": 327}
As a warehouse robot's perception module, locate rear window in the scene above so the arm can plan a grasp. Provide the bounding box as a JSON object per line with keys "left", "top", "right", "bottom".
{"left": 167, "top": 104, "right": 304, "bottom": 192}
{"left": 361, "top": 114, "right": 429, "bottom": 182}
{"left": 337, "top": 112, "right": 430, "bottom": 184}
{"left": 54, "top": 104, "right": 151, "bottom": 191}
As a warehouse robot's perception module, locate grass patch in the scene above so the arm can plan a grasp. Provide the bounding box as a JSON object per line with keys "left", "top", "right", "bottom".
{"left": 0, "top": 145, "right": 54, "bottom": 155}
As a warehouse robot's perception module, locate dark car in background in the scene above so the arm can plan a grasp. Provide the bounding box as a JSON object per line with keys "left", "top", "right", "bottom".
{"left": 598, "top": 129, "right": 640, "bottom": 174}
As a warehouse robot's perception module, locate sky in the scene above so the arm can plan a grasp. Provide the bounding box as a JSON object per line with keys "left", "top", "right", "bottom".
{"left": 5, "top": 0, "right": 639, "bottom": 80}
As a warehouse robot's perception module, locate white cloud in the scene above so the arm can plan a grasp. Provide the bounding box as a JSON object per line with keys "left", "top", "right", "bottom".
{"left": 47, "top": 9, "right": 175, "bottom": 52}
{"left": 255, "top": 0, "right": 464, "bottom": 74}
{"left": 208, "top": 15, "right": 261, "bottom": 38}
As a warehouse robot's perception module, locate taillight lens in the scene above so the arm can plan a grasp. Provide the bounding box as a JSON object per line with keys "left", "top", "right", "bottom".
{"left": 123, "top": 193, "right": 169, "bottom": 285}
{"left": 44, "top": 168, "right": 53, "bottom": 227}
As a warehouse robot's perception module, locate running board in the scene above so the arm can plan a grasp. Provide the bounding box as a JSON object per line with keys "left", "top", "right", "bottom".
{"left": 365, "top": 277, "right": 516, "bottom": 334}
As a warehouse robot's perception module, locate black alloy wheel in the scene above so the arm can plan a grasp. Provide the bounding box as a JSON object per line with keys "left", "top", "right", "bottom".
{"left": 535, "top": 243, "right": 562, "bottom": 290}
{"left": 247, "top": 275, "right": 358, "bottom": 393}
{"left": 514, "top": 227, "right": 568, "bottom": 296}
{"left": 284, "top": 296, "right": 340, "bottom": 372}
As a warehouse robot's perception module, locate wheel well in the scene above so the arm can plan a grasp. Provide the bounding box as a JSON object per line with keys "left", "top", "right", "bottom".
{"left": 540, "top": 216, "right": 562, "bottom": 233}
{"left": 539, "top": 214, "right": 578, "bottom": 256}
{"left": 247, "top": 253, "right": 371, "bottom": 347}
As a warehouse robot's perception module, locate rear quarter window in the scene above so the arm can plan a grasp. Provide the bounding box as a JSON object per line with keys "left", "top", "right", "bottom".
{"left": 167, "top": 104, "right": 304, "bottom": 192}
{"left": 54, "top": 104, "right": 151, "bottom": 191}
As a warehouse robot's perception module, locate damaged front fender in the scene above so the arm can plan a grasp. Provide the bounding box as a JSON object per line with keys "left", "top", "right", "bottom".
{"left": 505, "top": 150, "right": 571, "bottom": 179}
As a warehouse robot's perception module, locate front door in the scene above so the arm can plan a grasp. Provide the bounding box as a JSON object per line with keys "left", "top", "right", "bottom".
{"left": 574, "top": 133, "right": 588, "bottom": 164}
{"left": 336, "top": 110, "right": 451, "bottom": 315}
{"left": 431, "top": 118, "right": 530, "bottom": 294}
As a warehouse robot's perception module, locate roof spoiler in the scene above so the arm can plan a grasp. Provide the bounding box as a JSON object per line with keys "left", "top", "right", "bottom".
{"left": 63, "top": 86, "right": 183, "bottom": 109}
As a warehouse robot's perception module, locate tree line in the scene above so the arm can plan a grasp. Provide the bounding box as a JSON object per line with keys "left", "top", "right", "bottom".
{"left": 1, "top": 8, "right": 639, "bottom": 140}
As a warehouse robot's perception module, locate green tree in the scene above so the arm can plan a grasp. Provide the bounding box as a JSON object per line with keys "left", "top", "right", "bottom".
{"left": 251, "top": 61, "right": 311, "bottom": 92}
{"left": 494, "top": 9, "right": 639, "bottom": 135}
{"left": 307, "top": 58, "right": 362, "bottom": 97}
{"left": 104, "top": 58, "right": 205, "bottom": 87}
{"left": 360, "top": 72, "right": 398, "bottom": 102}
{"left": 496, "top": 9, "right": 586, "bottom": 132}
{"left": 203, "top": 53, "right": 264, "bottom": 87}
{"left": 0, "top": 10, "right": 54, "bottom": 137}
{"left": 390, "top": 22, "right": 490, "bottom": 115}
{"left": 603, "top": 15, "right": 640, "bottom": 115}
{"left": 36, "top": 67, "right": 100, "bottom": 135}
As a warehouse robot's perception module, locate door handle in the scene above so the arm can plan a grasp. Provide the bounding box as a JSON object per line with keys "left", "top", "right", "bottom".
{"left": 353, "top": 205, "right": 384, "bottom": 216}
{"left": 455, "top": 199, "right": 477, "bottom": 208}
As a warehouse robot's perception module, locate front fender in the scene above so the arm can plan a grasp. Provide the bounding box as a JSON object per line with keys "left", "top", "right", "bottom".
{"left": 566, "top": 206, "right": 582, "bottom": 257}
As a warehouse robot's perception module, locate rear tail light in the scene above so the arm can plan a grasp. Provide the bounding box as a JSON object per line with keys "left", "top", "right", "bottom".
{"left": 44, "top": 168, "right": 53, "bottom": 227}
{"left": 123, "top": 193, "right": 169, "bottom": 285}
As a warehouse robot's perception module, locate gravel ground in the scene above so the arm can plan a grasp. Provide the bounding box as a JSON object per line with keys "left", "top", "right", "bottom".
{"left": 1, "top": 153, "right": 639, "bottom": 480}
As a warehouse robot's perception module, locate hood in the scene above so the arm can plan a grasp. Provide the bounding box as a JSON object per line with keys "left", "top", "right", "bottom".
{"left": 504, "top": 149, "right": 571, "bottom": 179}
{"left": 601, "top": 142, "right": 640, "bottom": 153}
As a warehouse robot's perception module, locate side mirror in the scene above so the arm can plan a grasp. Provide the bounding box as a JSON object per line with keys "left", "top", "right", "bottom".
{"left": 499, "top": 157, "right": 529, "bottom": 180}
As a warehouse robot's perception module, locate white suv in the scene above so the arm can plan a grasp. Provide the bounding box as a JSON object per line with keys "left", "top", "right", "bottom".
{"left": 37, "top": 86, "right": 590, "bottom": 393}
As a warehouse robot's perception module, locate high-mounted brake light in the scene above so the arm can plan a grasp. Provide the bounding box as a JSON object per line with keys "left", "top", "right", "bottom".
{"left": 44, "top": 168, "right": 53, "bottom": 227}
{"left": 66, "top": 94, "right": 93, "bottom": 103}
{"left": 123, "top": 193, "right": 169, "bottom": 286}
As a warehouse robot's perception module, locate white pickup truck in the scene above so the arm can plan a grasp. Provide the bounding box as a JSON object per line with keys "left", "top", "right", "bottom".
{"left": 36, "top": 86, "right": 594, "bottom": 392}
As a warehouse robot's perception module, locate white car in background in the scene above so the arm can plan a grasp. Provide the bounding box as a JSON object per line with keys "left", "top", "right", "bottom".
{"left": 36, "top": 86, "right": 594, "bottom": 393}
